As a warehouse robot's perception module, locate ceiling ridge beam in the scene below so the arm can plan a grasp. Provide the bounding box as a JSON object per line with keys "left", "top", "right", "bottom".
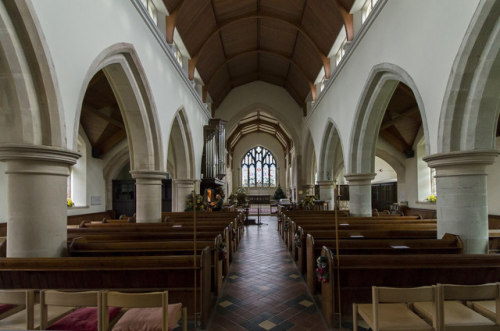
{"left": 188, "top": 14, "right": 328, "bottom": 80}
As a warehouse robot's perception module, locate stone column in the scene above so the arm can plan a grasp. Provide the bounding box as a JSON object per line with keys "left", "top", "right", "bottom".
{"left": 424, "top": 150, "right": 498, "bottom": 254}
{"left": 318, "top": 181, "right": 335, "bottom": 210}
{"left": 344, "top": 173, "right": 376, "bottom": 217}
{"left": 130, "top": 170, "right": 167, "bottom": 223}
{"left": 0, "top": 144, "right": 79, "bottom": 257}
{"left": 302, "top": 184, "right": 315, "bottom": 197}
{"left": 172, "top": 179, "right": 196, "bottom": 212}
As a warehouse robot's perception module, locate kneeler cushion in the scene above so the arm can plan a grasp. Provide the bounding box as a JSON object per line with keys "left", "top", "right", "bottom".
{"left": 48, "top": 306, "right": 121, "bottom": 331}
{"left": 112, "top": 303, "right": 182, "bottom": 331}
{"left": 0, "top": 304, "right": 16, "bottom": 315}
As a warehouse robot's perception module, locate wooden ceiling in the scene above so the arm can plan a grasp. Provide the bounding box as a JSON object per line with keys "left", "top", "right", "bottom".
{"left": 80, "top": 70, "right": 126, "bottom": 158}
{"left": 226, "top": 112, "right": 292, "bottom": 154}
{"left": 163, "top": 0, "right": 354, "bottom": 113}
{"left": 379, "top": 82, "right": 421, "bottom": 157}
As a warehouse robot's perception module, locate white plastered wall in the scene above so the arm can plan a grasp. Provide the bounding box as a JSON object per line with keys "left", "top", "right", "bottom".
{"left": 0, "top": 163, "right": 7, "bottom": 222}
{"left": 487, "top": 137, "right": 500, "bottom": 215}
{"left": 215, "top": 81, "right": 303, "bottom": 150}
{"left": 306, "top": 0, "right": 480, "bottom": 172}
{"left": 29, "top": 0, "right": 209, "bottom": 179}
{"left": 231, "top": 133, "right": 286, "bottom": 197}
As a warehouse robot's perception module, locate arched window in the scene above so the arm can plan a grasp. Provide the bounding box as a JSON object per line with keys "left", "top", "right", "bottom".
{"left": 241, "top": 146, "right": 277, "bottom": 187}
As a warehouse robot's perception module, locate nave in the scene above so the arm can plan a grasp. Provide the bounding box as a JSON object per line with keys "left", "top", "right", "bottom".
{"left": 208, "top": 216, "right": 330, "bottom": 331}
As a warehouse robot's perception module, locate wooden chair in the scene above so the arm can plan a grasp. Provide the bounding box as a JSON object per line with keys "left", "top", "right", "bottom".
{"left": 102, "top": 291, "right": 187, "bottom": 331}
{"left": 0, "top": 290, "right": 34, "bottom": 330}
{"left": 414, "top": 283, "right": 500, "bottom": 330}
{"left": 353, "top": 285, "right": 438, "bottom": 331}
{"left": 40, "top": 290, "right": 102, "bottom": 331}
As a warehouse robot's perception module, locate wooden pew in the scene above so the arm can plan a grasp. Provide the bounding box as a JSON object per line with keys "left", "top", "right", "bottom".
{"left": 0, "top": 249, "right": 213, "bottom": 329}
{"left": 67, "top": 210, "right": 115, "bottom": 226}
{"left": 317, "top": 249, "right": 500, "bottom": 328}
{"left": 304, "top": 233, "right": 463, "bottom": 294}
{"left": 68, "top": 234, "right": 227, "bottom": 297}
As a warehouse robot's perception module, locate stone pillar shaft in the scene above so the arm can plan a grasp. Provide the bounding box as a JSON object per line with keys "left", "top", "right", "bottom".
{"left": 424, "top": 150, "right": 499, "bottom": 254}
{"left": 344, "top": 173, "right": 375, "bottom": 217}
{"left": 0, "top": 144, "right": 79, "bottom": 257}
{"left": 318, "top": 181, "right": 335, "bottom": 210}
{"left": 173, "top": 179, "right": 196, "bottom": 212}
{"left": 130, "top": 170, "right": 167, "bottom": 223}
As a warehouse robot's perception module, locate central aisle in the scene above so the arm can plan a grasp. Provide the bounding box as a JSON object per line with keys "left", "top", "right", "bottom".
{"left": 207, "top": 216, "right": 329, "bottom": 331}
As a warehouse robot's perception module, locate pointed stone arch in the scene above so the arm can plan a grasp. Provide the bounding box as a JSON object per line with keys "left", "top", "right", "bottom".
{"left": 0, "top": 0, "right": 65, "bottom": 147}
{"left": 74, "top": 43, "right": 163, "bottom": 172}
{"left": 348, "top": 63, "right": 429, "bottom": 175}
{"left": 167, "top": 108, "right": 195, "bottom": 180}
{"left": 439, "top": 0, "right": 500, "bottom": 152}
{"left": 319, "top": 119, "right": 345, "bottom": 182}
{"left": 168, "top": 108, "right": 195, "bottom": 211}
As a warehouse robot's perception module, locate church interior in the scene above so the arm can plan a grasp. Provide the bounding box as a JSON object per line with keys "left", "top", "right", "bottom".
{"left": 0, "top": 0, "right": 499, "bottom": 330}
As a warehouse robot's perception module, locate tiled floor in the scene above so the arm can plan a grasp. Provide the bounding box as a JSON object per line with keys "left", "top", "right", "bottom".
{"left": 207, "top": 216, "right": 330, "bottom": 331}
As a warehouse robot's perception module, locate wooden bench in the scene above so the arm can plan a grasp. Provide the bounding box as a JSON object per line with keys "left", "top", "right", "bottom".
{"left": 0, "top": 249, "right": 213, "bottom": 329}
{"left": 303, "top": 233, "right": 463, "bottom": 294}
{"left": 68, "top": 234, "right": 227, "bottom": 297}
{"left": 317, "top": 249, "right": 500, "bottom": 328}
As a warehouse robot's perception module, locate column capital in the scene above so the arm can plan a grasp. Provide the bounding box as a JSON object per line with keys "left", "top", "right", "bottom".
{"left": 344, "top": 173, "right": 376, "bottom": 185}
{"left": 173, "top": 178, "right": 199, "bottom": 185}
{"left": 423, "top": 149, "right": 499, "bottom": 176}
{"left": 317, "top": 180, "right": 335, "bottom": 187}
{"left": 129, "top": 170, "right": 167, "bottom": 180}
{"left": 0, "top": 144, "right": 80, "bottom": 165}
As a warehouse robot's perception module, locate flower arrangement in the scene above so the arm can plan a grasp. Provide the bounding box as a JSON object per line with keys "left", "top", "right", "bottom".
{"left": 301, "top": 195, "right": 317, "bottom": 210}
{"left": 316, "top": 256, "right": 329, "bottom": 283}
{"left": 294, "top": 231, "right": 302, "bottom": 248}
{"left": 67, "top": 198, "right": 74, "bottom": 207}
{"left": 185, "top": 191, "right": 206, "bottom": 211}
{"left": 217, "top": 242, "right": 227, "bottom": 261}
{"left": 427, "top": 195, "right": 437, "bottom": 202}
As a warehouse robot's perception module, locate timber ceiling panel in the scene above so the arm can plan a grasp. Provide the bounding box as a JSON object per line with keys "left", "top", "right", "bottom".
{"left": 259, "top": 20, "right": 296, "bottom": 55}
{"left": 260, "top": 0, "right": 304, "bottom": 23}
{"left": 79, "top": 70, "right": 126, "bottom": 157}
{"left": 260, "top": 52, "right": 289, "bottom": 78}
{"left": 379, "top": 83, "right": 422, "bottom": 156}
{"left": 227, "top": 53, "right": 258, "bottom": 78}
{"left": 219, "top": 20, "right": 258, "bottom": 56}
{"left": 171, "top": 0, "right": 354, "bottom": 114}
{"left": 212, "top": 0, "right": 256, "bottom": 22}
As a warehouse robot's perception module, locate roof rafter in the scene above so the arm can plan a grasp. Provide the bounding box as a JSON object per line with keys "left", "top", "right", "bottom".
{"left": 205, "top": 49, "right": 316, "bottom": 102}
{"left": 188, "top": 14, "right": 330, "bottom": 80}
{"left": 165, "top": 0, "right": 185, "bottom": 44}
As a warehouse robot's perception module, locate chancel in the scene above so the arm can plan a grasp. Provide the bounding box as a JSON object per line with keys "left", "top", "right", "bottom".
{"left": 0, "top": 0, "right": 499, "bottom": 330}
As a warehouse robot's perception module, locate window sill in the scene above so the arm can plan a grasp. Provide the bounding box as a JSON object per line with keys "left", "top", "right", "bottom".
{"left": 415, "top": 200, "right": 436, "bottom": 204}
{"left": 68, "top": 205, "right": 90, "bottom": 209}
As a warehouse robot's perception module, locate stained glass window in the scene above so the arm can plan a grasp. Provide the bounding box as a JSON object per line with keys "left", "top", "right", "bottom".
{"left": 241, "top": 147, "right": 277, "bottom": 187}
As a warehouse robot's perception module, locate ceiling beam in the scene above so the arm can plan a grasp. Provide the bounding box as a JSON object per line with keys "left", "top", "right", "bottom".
{"left": 188, "top": 14, "right": 328, "bottom": 80}
{"left": 82, "top": 104, "right": 125, "bottom": 129}
{"left": 334, "top": 0, "right": 354, "bottom": 41}
{"left": 380, "top": 105, "right": 419, "bottom": 130}
{"left": 204, "top": 49, "right": 316, "bottom": 101}
{"left": 165, "top": 0, "right": 185, "bottom": 44}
